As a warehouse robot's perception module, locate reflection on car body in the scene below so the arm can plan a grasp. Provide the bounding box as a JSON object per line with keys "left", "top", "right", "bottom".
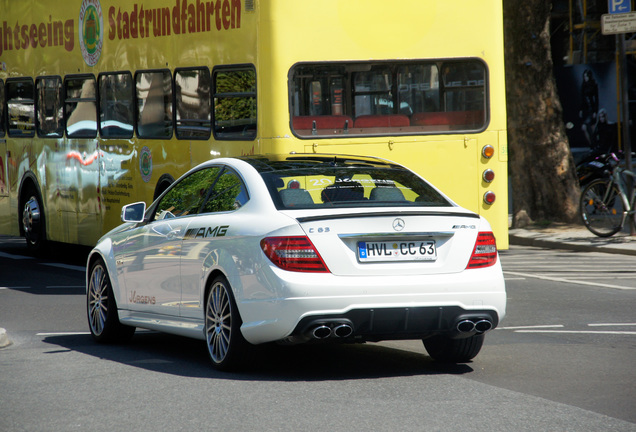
{"left": 86, "top": 153, "right": 506, "bottom": 370}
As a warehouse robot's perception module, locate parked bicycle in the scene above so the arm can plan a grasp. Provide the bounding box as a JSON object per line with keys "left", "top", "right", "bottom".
{"left": 580, "top": 153, "right": 636, "bottom": 237}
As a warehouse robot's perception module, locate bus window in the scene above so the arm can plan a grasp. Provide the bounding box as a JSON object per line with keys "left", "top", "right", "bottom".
{"left": 330, "top": 78, "right": 344, "bottom": 116}
{"left": 397, "top": 64, "right": 439, "bottom": 114}
{"left": 0, "top": 80, "right": 4, "bottom": 138}
{"left": 99, "top": 72, "right": 134, "bottom": 139}
{"left": 441, "top": 61, "right": 486, "bottom": 112}
{"left": 309, "top": 81, "right": 323, "bottom": 116}
{"left": 213, "top": 66, "right": 256, "bottom": 140}
{"left": 290, "top": 60, "right": 487, "bottom": 137}
{"left": 175, "top": 68, "right": 211, "bottom": 140}
{"left": 6, "top": 78, "right": 35, "bottom": 138}
{"left": 353, "top": 67, "right": 396, "bottom": 116}
{"left": 36, "top": 76, "right": 63, "bottom": 138}
{"left": 65, "top": 75, "right": 97, "bottom": 139}
{"left": 136, "top": 70, "right": 173, "bottom": 139}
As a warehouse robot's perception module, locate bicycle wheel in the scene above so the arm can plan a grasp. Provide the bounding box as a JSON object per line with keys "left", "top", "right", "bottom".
{"left": 580, "top": 178, "right": 624, "bottom": 237}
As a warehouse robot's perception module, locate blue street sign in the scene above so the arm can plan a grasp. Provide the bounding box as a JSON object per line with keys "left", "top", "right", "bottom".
{"left": 609, "top": 0, "right": 632, "bottom": 14}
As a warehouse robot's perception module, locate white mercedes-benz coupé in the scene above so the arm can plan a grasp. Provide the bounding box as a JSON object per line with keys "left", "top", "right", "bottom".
{"left": 86, "top": 154, "right": 505, "bottom": 370}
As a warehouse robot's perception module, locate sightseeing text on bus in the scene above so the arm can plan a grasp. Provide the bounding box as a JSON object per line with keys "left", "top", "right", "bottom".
{"left": 0, "top": 0, "right": 241, "bottom": 58}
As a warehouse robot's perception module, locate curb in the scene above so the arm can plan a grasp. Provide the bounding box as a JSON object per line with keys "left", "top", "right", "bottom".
{"left": 509, "top": 234, "right": 636, "bottom": 256}
{"left": 0, "top": 328, "right": 10, "bottom": 348}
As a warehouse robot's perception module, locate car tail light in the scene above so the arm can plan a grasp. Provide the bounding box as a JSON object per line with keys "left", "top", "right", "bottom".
{"left": 260, "top": 236, "right": 330, "bottom": 273}
{"left": 466, "top": 232, "right": 498, "bottom": 269}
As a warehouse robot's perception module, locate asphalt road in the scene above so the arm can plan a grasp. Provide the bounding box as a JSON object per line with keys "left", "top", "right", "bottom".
{"left": 1, "top": 238, "right": 635, "bottom": 431}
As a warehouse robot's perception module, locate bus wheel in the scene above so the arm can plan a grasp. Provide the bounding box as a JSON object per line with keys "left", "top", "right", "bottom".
{"left": 21, "top": 188, "right": 46, "bottom": 254}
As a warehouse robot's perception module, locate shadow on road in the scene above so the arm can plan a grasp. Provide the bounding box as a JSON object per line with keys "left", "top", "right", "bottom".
{"left": 42, "top": 331, "right": 475, "bottom": 381}
{"left": 0, "top": 235, "right": 91, "bottom": 267}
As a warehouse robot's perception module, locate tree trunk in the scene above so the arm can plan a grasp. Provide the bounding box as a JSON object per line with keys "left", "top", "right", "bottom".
{"left": 503, "top": 0, "right": 580, "bottom": 226}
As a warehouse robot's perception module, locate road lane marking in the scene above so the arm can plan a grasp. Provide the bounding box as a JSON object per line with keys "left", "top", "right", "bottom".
{"left": 36, "top": 332, "right": 91, "bottom": 336}
{"left": 0, "top": 251, "right": 34, "bottom": 260}
{"left": 503, "top": 271, "right": 636, "bottom": 290}
{"left": 42, "top": 263, "right": 86, "bottom": 272}
{"left": 588, "top": 323, "right": 636, "bottom": 327}
{"left": 513, "top": 330, "right": 636, "bottom": 335}
{"left": 498, "top": 325, "right": 564, "bottom": 330}
{"left": 1, "top": 286, "right": 83, "bottom": 290}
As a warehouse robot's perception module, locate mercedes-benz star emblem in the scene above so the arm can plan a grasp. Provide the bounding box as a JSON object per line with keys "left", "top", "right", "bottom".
{"left": 392, "top": 218, "right": 405, "bottom": 231}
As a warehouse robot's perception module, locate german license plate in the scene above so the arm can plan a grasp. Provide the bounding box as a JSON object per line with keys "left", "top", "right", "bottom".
{"left": 357, "top": 240, "right": 437, "bottom": 262}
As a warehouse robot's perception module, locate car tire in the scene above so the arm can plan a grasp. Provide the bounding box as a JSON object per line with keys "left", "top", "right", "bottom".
{"left": 87, "top": 259, "right": 135, "bottom": 343}
{"left": 205, "top": 275, "right": 249, "bottom": 371}
{"left": 423, "top": 334, "right": 484, "bottom": 363}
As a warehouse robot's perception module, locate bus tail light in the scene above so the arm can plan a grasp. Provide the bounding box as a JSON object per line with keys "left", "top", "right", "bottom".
{"left": 261, "top": 236, "right": 330, "bottom": 273}
{"left": 466, "top": 232, "right": 498, "bottom": 269}
{"left": 483, "top": 191, "right": 496, "bottom": 204}
{"left": 482, "top": 169, "right": 495, "bottom": 182}
{"left": 482, "top": 145, "right": 495, "bottom": 159}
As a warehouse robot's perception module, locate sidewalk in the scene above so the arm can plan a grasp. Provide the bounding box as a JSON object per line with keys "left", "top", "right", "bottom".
{"left": 508, "top": 222, "right": 636, "bottom": 256}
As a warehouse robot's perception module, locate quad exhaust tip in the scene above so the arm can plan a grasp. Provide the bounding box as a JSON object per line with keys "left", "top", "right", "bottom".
{"left": 310, "top": 322, "right": 354, "bottom": 339}
{"left": 456, "top": 318, "right": 493, "bottom": 335}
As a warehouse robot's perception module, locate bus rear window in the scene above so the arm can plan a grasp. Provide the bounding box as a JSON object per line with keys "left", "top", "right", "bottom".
{"left": 290, "top": 60, "right": 487, "bottom": 137}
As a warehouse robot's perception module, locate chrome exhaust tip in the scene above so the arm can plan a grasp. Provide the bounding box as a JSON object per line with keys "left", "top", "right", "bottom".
{"left": 456, "top": 320, "right": 476, "bottom": 333}
{"left": 474, "top": 319, "right": 493, "bottom": 334}
{"left": 312, "top": 325, "right": 332, "bottom": 339}
{"left": 333, "top": 324, "right": 353, "bottom": 338}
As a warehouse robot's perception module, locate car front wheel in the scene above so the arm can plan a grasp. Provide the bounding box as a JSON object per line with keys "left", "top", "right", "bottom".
{"left": 423, "top": 334, "right": 484, "bottom": 363}
{"left": 205, "top": 275, "right": 249, "bottom": 371}
{"left": 87, "top": 259, "right": 135, "bottom": 343}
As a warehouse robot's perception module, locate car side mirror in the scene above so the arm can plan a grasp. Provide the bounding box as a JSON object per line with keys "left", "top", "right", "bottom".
{"left": 121, "top": 202, "right": 146, "bottom": 223}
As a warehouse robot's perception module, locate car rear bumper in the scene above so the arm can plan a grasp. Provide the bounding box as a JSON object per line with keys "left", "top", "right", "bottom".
{"left": 235, "top": 264, "right": 506, "bottom": 345}
{"left": 286, "top": 305, "right": 500, "bottom": 344}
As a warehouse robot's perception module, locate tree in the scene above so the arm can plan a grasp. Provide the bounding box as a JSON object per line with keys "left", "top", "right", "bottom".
{"left": 503, "top": 0, "right": 581, "bottom": 226}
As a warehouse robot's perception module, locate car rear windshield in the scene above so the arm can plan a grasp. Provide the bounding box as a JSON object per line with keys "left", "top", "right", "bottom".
{"left": 253, "top": 159, "right": 452, "bottom": 209}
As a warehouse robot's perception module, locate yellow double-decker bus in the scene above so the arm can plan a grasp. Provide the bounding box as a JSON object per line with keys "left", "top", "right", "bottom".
{"left": 0, "top": 0, "right": 508, "bottom": 252}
